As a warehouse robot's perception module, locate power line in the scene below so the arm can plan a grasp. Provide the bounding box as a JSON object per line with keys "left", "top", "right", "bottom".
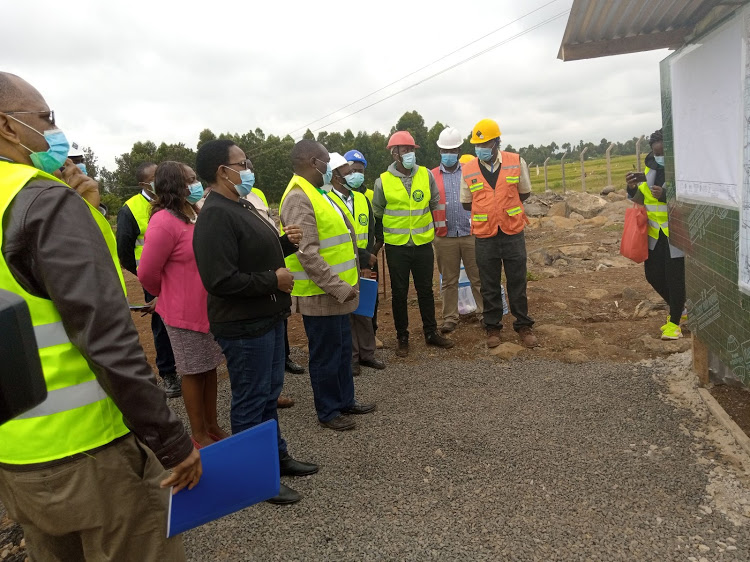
{"left": 286, "top": 0, "right": 561, "bottom": 137}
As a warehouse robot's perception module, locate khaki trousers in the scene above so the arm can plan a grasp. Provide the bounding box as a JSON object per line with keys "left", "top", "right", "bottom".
{"left": 434, "top": 235, "right": 483, "bottom": 325}
{"left": 351, "top": 312, "right": 376, "bottom": 362}
{"left": 0, "top": 434, "right": 185, "bottom": 562}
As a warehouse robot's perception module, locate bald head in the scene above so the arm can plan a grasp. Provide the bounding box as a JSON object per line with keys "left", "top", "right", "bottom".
{"left": 291, "top": 139, "right": 329, "bottom": 188}
{"left": 0, "top": 72, "right": 46, "bottom": 112}
{"left": 0, "top": 73, "right": 54, "bottom": 164}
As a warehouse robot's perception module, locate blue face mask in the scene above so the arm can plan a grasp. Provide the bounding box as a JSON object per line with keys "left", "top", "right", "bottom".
{"left": 186, "top": 181, "right": 204, "bottom": 204}
{"left": 76, "top": 163, "right": 88, "bottom": 175}
{"left": 9, "top": 116, "right": 71, "bottom": 174}
{"left": 654, "top": 156, "right": 665, "bottom": 167}
{"left": 345, "top": 172, "right": 364, "bottom": 189}
{"left": 475, "top": 146, "right": 494, "bottom": 162}
{"left": 441, "top": 153, "right": 458, "bottom": 167}
{"left": 401, "top": 152, "right": 416, "bottom": 169}
{"left": 315, "top": 160, "right": 333, "bottom": 186}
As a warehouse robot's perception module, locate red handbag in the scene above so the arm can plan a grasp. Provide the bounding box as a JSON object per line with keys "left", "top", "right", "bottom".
{"left": 620, "top": 204, "right": 649, "bottom": 263}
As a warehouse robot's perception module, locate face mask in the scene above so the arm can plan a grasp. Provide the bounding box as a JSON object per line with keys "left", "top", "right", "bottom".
{"left": 76, "top": 163, "right": 88, "bottom": 175}
{"left": 654, "top": 156, "right": 665, "bottom": 166}
{"left": 9, "top": 116, "right": 70, "bottom": 174}
{"left": 223, "top": 166, "right": 255, "bottom": 197}
{"left": 345, "top": 172, "right": 365, "bottom": 189}
{"left": 401, "top": 152, "right": 416, "bottom": 169}
{"left": 321, "top": 183, "right": 333, "bottom": 193}
{"left": 441, "top": 153, "right": 458, "bottom": 167}
{"left": 186, "top": 181, "right": 204, "bottom": 204}
{"left": 475, "top": 146, "right": 494, "bottom": 162}
{"left": 315, "top": 160, "right": 333, "bottom": 186}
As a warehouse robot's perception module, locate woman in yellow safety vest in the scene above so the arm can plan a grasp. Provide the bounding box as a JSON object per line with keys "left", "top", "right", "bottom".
{"left": 625, "top": 129, "right": 686, "bottom": 341}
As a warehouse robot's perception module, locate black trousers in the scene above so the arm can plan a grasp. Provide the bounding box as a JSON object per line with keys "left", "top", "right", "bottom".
{"left": 284, "top": 319, "right": 292, "bottom": 359}
{"left": 644, "top": 231, "right": 686, "bottom": 322}
{"left": 385, "top": 243, "right": 437, "bottom": 339}
{"left": 143, "top": 290, "right": 176, "bottom": 378}
{"left": 475, "top": 230, "right": 534, "bottom": 331}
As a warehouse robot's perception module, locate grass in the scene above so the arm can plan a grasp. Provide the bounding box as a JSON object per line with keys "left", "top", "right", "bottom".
{"left": 528, "top": 154, "right": 641, "bottom": 194}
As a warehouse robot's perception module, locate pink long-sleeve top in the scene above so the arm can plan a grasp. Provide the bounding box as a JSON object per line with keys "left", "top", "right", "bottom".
{"left": 137, "top": 209, "right": 209, "bottom": 333}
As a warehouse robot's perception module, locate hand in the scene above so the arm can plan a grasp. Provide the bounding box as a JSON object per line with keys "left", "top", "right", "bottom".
{"left": 276, "top": 267, "right": 294, "bottom": 293}
{"left": 285, "top": 224, "right": 302, "bottom": 246}
{"left": 160, "top": 447, "right": 202, "bottom": 494}
{"left": 372, "top": 241, "right": 383, "bottom": 256}
{"left": 56, "top": 159, "right": 101, "bottom": 208}
{"left": 368, "top": 253, "right": 378, "bottom": 268}
{"left": 144, "top": 297, "right": 157, "bottom": 315}
{"left": 625, "top": 172, "right": 646, "bottom": 186}
{"left": 650, "top": 185, "right": 664, "bottom": 199}
{"left": 343, "top": 286, "right": 358, "bottom": 303}
{"left": 360, "top": 268, "right": 372, "bottom": 279}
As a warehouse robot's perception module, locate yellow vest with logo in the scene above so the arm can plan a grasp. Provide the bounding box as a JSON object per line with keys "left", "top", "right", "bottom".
{"left": 638, "top": 166, "right": 669, "bottom": 240}
{"left": 330, "top": 190, "right": 370, "bottom": 250}
{"left": 279, "top": 177, "right": 358, "bottom": 297}
{"left": 124, "top": 192, "right": 152, "bottom": 269}
{"left": 0, "top": 162, "right": 130, "bottom": 465}
{"left": 380, "top": 166, "right": 434, "bottom": 246}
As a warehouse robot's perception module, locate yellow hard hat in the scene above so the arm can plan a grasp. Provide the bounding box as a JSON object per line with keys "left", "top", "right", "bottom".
{"left": 470, "top": 119, "right": 501, "bottom": 144}
{"left": 459, "top": 154, "right": 476, "bottom": 164}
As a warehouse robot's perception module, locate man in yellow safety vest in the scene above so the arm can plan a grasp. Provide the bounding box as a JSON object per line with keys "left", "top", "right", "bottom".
{"left": 0, "top": 71, "right": 201, "bottom": 560}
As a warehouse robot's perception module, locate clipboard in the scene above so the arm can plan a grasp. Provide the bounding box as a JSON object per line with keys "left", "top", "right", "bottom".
{"left": 167, "top": 420, "right": 281, "bottom": 537}
{"left": 352, "top": 278, "right": 377, "bottom": 318}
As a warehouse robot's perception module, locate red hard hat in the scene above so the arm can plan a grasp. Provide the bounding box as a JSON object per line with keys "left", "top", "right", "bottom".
{"left": 387, "top": 130, "right": 420, "bottom": 149}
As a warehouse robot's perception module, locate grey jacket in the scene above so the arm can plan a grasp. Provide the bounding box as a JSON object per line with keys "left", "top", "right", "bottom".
{"left": 2, "top": 177, "right": 192, "bottom": 469}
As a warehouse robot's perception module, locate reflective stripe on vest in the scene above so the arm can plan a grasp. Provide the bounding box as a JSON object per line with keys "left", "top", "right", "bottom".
{"left": 279, "top": 177, "right": 359, "bottom": 296}
{"left": 0, "top": 161, "right": 130, "bottom": 465}
{"left": 124, "top": 193, "right": 152, "bottom": 268}
{"left": 462, "top": 152, "right": 529, "bottom": 238}
{"left": 380, "top": 167, "right": 434, "bottom": 246}
{"left": 638, "top": 166, "right": 669, "bottom": 240}
{"left": 330, "top": 190, "right": 371, "bottom": 250}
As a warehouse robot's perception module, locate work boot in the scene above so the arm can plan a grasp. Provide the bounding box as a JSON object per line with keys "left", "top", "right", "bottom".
{"left": 486, "top": 327, "right": 502, "bottom": 349}
{"left": 396, "top": 337, "right": 409, "bottom": 358}
{"left": 440, "top": 321, "right": 457, "bottom": 334}
{"left": 266, "top": 483, "right": 301, "bottom": 505}
{"left": 518, "top": 326, "right": 539, "bottom": 348}
{"left": 279, "top": 452, "right": 319, "bottom": 477}
{"left": 162, "top": 373, "right": 182, "bottom": 398}
{"left": 285, "top": 358, "right": 305, "bottom": 374}
{"left": 319, "top": 415, "right": 356, "bottom": 431}
{"left": 352, "top": 362, "right": 361, "bottom": 376}
{"left": 425, "top": 332, "right": 454, "bottom": 349}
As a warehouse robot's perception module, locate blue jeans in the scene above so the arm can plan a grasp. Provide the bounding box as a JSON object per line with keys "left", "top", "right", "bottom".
{"left": 217, "top": 320, "right": 287, "bottom": 455}
{"left": 302, "top": 314, "right": 356, "bottom": 422}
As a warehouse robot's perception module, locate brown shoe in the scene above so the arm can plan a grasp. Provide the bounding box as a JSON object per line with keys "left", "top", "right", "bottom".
{"left": 440, "top": 321, "right": 457, "bottom": 333}
{"left": 396, "top": 337, "right": 409, "bottom": 358}
{"left": 486, "top": 327, "right": 502, "bottom": 349}
{"left": 319, "top": 415, "right": 356, "bottom": 431}
{"left": 518, "top": 326, "right": 539, "bottom": 348}
{"left": 277, "top": 395, "right": 295, "bottom": 408}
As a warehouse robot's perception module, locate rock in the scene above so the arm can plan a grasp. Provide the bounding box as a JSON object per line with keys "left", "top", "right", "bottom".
{"left": 566, "top": 192, "right": 608, "bottom": 218}
{"left": 534, "top": 325, "right": 583, "bottom": 346}
{"left": 553, "top": 258, "right": 569, "bottom": 267}
{"left": 569, "top": 212, "right": 585, "bottom": 221}
{"left": 551, "top": 301, "right": 568, "bottom": 310}
{"left": 607, "top": 191, "right": 628, "bottom": 202}
{"left": 526, "top": 217, "right": 541, "bottom": 229}
{"left": 540, "top": 216, "right": 578, "bottom": 229}
{"left": 523, "top": 202, "right": 548, "bottom": 217}
{"left": 583, "top": 216, "right": 609, "bottom": 227}
{"left": 622, "top": 287, "right": 643, "bottom": 300}
{"left": 600, "top": 185, "right": 615, "bottom": 195}
{"left": 597, "top": 256, "right": 631, "bottom": 268}
{"left": 489, "top": 342, "right": 525, "bottom": 360}
{"left": 697, "top": 544, "right": 710, "bottom": 553}
{"left": 548, "top": 201, "right": 568, "bottom": 217}
{"left": 600, "top": 237, "right": 619, "bottom": 245}
{"left": 565, "top": 350, "right": 589, "bottom": 363}
{"left": 558, "top": 245, "right": 591, "bottom": 258}
{"left": 585, "top": 288, "right": 608, "bottom": 300}
{"left": 529, "top": 248, "right": 562, "bottom": 266}
{"left": 639, "top": 335, "right": 692, "bottom": 354}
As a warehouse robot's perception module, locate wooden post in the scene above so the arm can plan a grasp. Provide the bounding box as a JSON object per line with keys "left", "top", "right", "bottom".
{"left": 579, "top": 147, "right": 589, "bottom": 192}
{"left": 693, "top": 333, "right": 710, "bottom": 387}
{"left": 544, "top": 156, "right": 551, "bottom": 192}
{"left": 605, "top": 142, "right": 615, "bottom": 188}
{"left": 635, "top": 135, "right": 646, "bottom": 173}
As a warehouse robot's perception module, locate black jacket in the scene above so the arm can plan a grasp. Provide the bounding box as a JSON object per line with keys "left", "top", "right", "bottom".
{"left": 193, "top": 191, "right": 295, "bottom": 337}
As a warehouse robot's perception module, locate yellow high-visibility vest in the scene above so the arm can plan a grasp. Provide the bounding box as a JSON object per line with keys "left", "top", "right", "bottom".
{"left": 251, "top": 187, "right": 268, "bottom": 207}
{"left": 0, "top": 162, "right": 130, "bottom": 464}
{"left": 124, "top": 191, "right": 152, "bottom": 269}
{"left": 330, "top": 189, "right": 370, "bottom": 250}
{"left": 638, "top": 166, "right": 669, "bottom": 240}
{"left": 279, "top": 176, "right": 358, "bottom": 297}
{"left": 380, "top": 166, "right": 434, "bottom": 246}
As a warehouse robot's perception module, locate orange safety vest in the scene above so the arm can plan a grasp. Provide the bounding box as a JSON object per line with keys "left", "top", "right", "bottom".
{"left": 430, "top": 166, "right": 448, "bottom": 237}
{"left": 463, "top": 152, "right": 529, "bottom": 238}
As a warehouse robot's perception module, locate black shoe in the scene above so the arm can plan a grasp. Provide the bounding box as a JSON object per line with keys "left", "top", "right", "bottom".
{"left": 342, "top": 401, "right": 377, "bottom": 415}
{"left": 440, "top": 321, "right": 457, "bottom": 333}
{"left": 425, "top": 332, "right": 454, "bottom": 349}
{"left": 162, "top": 373, "right": 182, "bottom": 398}
{"left": 319, "top": 415, "right": 356, "bottom": 431}
{"left": 285, "top": 358, "right": 305, "bottom": 374}
{"left": 266, "top": 483, "right": 301, "bottom": 505}
{"left": 352, "top": 362, "right": 361, "bottom": 376}
{"left": 279, "top": 452, "right": 319, "bottom": 477}
{"left": 396, "top": 337, "right": 409, "bottom": 358}
{"left": 359, "top": 358, "right": 386, "bottom": 370}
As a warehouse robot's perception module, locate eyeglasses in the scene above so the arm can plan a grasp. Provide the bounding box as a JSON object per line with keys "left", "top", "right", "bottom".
{"left": 4, "top": 110, "right": 55, "bottom": 126}
{"left": 226, "top": 159, "right": 253, "bottom": 170}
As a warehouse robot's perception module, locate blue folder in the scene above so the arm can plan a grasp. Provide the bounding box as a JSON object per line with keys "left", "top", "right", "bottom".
{"left": 353, "top": 278, "right": 378, "bottom": 318}
{"left": 167, "top": 420, "right": 280, "bottom": 537}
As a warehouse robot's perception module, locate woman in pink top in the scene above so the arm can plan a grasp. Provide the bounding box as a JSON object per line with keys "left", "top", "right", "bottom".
{"left": 139, "top": 161, "right": 229, "bottom": 448}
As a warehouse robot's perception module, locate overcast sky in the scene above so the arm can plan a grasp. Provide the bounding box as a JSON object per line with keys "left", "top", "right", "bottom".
{"left": 4, "top": 0, "right": 668, "bottom": 170}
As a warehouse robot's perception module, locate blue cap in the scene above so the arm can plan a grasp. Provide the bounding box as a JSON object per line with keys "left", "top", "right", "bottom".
{"left": 344, "top": 149, "right": 367, "bottom": 168}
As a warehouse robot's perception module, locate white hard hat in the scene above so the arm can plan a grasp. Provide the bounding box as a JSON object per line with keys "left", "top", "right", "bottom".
{"left": 68, "top": 141, "right": 84, "bottom": 158}
{"left": 436, "top": 127, "right": 463, "bottom": 149}
{"left": 328, "top": 152, "right": 349, "bottom": 171}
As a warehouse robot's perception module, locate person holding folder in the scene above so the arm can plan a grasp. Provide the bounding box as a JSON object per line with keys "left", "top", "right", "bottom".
{"left": 328, "top": 152, "right": 385, "bottom": 376}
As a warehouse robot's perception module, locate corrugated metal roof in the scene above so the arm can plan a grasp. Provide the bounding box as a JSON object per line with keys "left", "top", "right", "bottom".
{"left": 558, "top": 0, "right": 745, "bottom": 61}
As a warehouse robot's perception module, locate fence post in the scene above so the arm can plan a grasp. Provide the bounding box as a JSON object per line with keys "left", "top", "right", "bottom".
{"left": 561, "top": 150, "right": 569, "bottom": 193}
{"left": 635, "top": 135, "right": 646, "bottom": 172}
{"left": 579, "top": 147, "right": 589, "bottom": 192}
{"left": 544, "top": 157, "right": 551, "bottom": 191}
{"left": 605, "top": 142, "right": 615, "bottom": 188}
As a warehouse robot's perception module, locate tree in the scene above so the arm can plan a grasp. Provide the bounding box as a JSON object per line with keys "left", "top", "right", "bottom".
{"left": 83, "top": 146, "right": 100, "bottom": 179}
{"left": 393, "top": 111, "right": 428, "bottom": 164}
{"left": 197, "top": 128, "right": 216, "bottom": 149}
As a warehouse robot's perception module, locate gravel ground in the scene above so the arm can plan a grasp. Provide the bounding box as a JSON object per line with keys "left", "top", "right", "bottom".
{"left": 168, "top": 347, "right": 750, "bottom": 561}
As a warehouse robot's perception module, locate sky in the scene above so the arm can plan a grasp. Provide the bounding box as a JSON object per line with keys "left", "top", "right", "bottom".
{"left": 3, "top": 0, "right": 669, "bottom": 171}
